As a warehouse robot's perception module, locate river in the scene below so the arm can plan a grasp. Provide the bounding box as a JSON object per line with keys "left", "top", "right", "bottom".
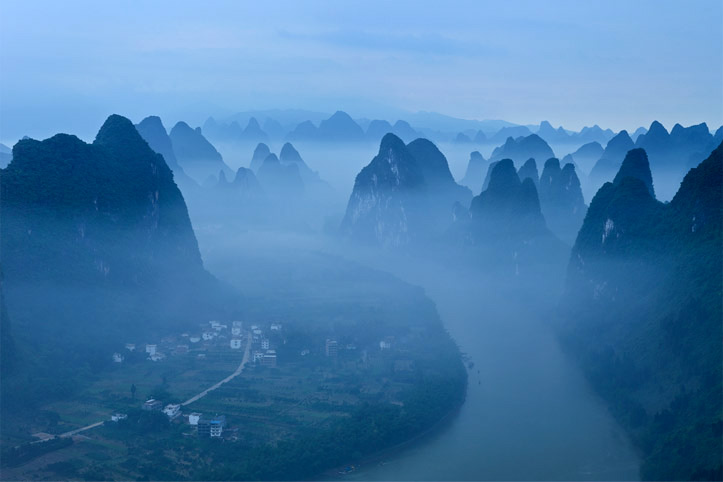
{"left": 345, "top": 254, "right": 640, "bottom": 481}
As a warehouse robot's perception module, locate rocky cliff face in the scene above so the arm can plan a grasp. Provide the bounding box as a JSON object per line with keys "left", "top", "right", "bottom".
{"left": 340, "top": 134, "right": 428, "bottom": 248}
{"left": 1, "top": 115, "right": 222, "bottom": 335}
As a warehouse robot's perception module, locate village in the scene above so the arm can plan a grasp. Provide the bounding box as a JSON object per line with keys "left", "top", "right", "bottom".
{"left": 104, "top": 319, "right": 405, "bottom": 441}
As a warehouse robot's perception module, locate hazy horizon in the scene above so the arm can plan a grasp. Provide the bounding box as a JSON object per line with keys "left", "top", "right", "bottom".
{"left": 1, "top": 0, "right": 721, "bottom": 144}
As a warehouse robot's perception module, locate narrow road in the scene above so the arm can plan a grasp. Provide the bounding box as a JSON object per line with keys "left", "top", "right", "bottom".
{"left": 182, "top": 334, "right": 252, "bottom": 406}
{"left": 35, "top": 334, "right": 252, "bottom": 442}
{"left": 58, "top": 421, "right": 105, "bottom": 438}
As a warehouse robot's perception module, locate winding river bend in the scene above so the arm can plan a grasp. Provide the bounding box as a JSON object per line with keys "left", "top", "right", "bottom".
{"left": 347, "top": 257, "right": 640, "bottom": 481}
{"left": 199, "top": 230, "right": 640, "bottom": 481}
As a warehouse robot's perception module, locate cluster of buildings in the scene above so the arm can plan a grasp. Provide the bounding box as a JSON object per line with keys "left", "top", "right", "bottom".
{"left": 250, "top": 323, "right": 282, "bottom": 368}
{"left": 134, "top": 399, "right": 228, "bottom": 438}
{"left": 112, "top": 320, "right": 250, "bottom": 364}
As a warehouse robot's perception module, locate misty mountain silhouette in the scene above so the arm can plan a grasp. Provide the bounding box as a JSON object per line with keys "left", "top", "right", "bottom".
{"left": 136, "top": 116, "right": 197, "bottom": 190}
{"left": 1, "top": 115, "right": 222, "bottom": 333}
{"left": 567, "top": 141, "right": 604, "bottom": 175}
{"left": 169, "top": 121, "right": 233, "bottom": 183}
{"left": 613, "top": 148, "right": 655, "bottom": 198}
{"left": 468, "top": 159, "right": 547, "bottom": 240}
{"left": 561, "top": 141, "right": 722, "bottom": 481}
{"left": 538, "top": 158, "right": 586, "bottom": 243}
{"left": 489, "top": 125, "right": 533, "bottom": 144}
{"left": 489, "top": 134, "right": 555, "bottom": 165}
{"left": 240, "top": 117, "right": 269, "bottom": 142}
{"left": 250, "top": 142, "right": 272, "bottom": 172}
{"left": 460, "top": 151, "right": 487, "bottom": 194}
{"left": 316, "top": 111, "right": 365, "bottom": 142}
{"left": 341, "top": 134, "right": 428, "bottom": 247}
{"left": 256, "top": 153, "right": 305, "bottom": 199}
{"left": 588, "top": 130, "right": 634, "bottom": 190}
{"left": 517, "top": 158, "right": 539, "bottom": 188}
{"left": 287, "top": 120, "right": 318, "bottom": 141}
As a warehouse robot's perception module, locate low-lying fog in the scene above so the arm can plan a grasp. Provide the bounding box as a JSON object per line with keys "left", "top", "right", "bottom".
{"left": 194, "top": 225, "right": 640, "bottom": 480}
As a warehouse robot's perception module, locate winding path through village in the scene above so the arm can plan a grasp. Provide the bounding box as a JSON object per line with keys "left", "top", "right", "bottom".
{"left": 181, "top": 334, "right": 252, "bottom": 406}
{"left": 47, "top": 334, "right": 252, "bottom": 440}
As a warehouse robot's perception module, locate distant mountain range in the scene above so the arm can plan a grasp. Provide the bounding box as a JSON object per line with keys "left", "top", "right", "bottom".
{"left": 193, "top": 109, "right": 652, "bottom": 148}
{"left": 586, "top": 121, "right": 722, "bottom": 200}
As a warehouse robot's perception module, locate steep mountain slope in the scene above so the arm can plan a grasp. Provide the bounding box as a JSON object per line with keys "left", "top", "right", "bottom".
{"left": 340, "top": 134, "right": 428, "bottom": 247}
{"left": 559, "top": 143, "right": 723, "bottom": 480}
{"left": 135, "top": 116, "right": 197, "bottom": 190}
{"left": 517, "top": 158, "right": 539, "bottom": 188}
{"left": 468, "top": 159, "right": 547, "bottom": 240}
{"left": 249, "top": 142, "right": 272, "bottom": 172}
{"left": 634, "top": 121, "right": 717, "bottom": 200}
{"left": 613, "top": 148, "right": 655, "bottom": 198}
{"left": 405, "top": 138, "right": 472, "bottom": 213}
{"left": 169, "top": 121, "right": 233, "bottom": 183}
{"left": 589, "top": 130, "right": 634, "bottom": 191}
{"left": 0, "top": 114, "right": 230, "bottom": 414}
{"left": 538, "top": 159, "right": 586, "bottom": 244}
{"left": 460, "top": 151, "right": 487, "bottom": 194}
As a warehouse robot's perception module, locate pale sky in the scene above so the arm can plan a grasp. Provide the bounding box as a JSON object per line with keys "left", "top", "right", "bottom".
{"left": 1, "top": 0, "right": 721, "bottom": 143}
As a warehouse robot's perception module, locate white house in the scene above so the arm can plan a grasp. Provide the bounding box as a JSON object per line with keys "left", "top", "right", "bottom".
{"left": 253, "top": 351, "right": 264, "bottom": 363}
{"left": 145, "top": 344, "right": 157, "bottom": 356}
{"left": 231, "top": 326, "right": 242, "bottom": 336}
{"left": 230, "top": 338, "right": 242, "bottom": 349}
{"left": 111, "top": 413, "right": 128, "bottom": 422}
{"left": 149, "top": 353, "right": 165, "bottom": 362}
{"left": 163, "top": 404, "right": 181, "bottom": 419}
{"left": 270, "top": 323, "right": 282, "bottom": 331}
{"left": 188, "top": 413, "right": 202, "bottom": 426}
{"left": 112, "top": 352, "right": 124, "bottom": 363}
{"left": 379, "top": 340, "right": 392, "bottom": 350}
{"left": 125, "top": 343, "right": 136, "bottom": 351}
{"left": 202, "top": 332, "right": 215, "bottom": 341}
{"left": 261, "top": 338, "right": 270, "bottom": 350}
{"left": 189, "top": 336, "right": 201, "bottom": 343}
